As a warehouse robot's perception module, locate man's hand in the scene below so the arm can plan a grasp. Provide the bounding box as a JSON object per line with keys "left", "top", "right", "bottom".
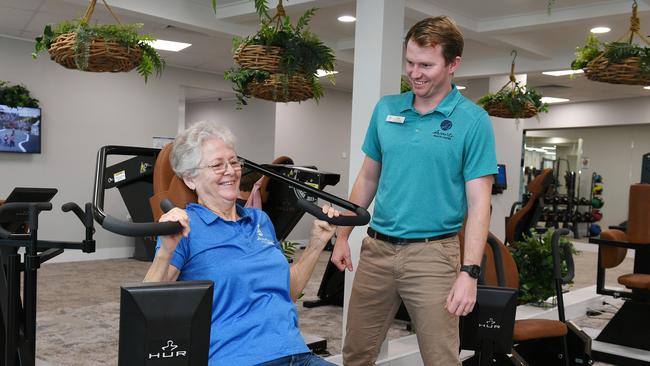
{"left": 331, "top": 236, "right": 353, "bottom": 271}
{"left": 444, "top": 272, "right": 477, "bottom": 316}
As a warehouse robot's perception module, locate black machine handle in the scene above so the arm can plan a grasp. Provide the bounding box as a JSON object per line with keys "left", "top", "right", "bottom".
{"left": 92, "top": 146, "right": 369, "bottom": 237}
{"left": 296, "top": 199, "right": 370, "bottom": 226}
{"left": 241, "top": 157, "right": 370, "bottom": 226}
{"left": 551, "top": 228, "right": 575, "bottom": 284}
{"left": 0, "top": 202, "right": 52, "bottom": 239}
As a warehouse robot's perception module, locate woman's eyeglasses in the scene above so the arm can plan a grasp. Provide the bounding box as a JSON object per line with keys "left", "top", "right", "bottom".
{"left": 196, "top": 158, "right": 244, "bottom": 175}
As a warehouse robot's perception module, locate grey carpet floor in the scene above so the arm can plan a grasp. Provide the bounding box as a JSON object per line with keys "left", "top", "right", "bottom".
{"left": 31, "top": 249, "right": 632, "bottom": 365}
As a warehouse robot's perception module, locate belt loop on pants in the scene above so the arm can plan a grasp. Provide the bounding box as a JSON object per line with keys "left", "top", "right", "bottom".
{"left": 367, "top": 227, "right": 456, "bottom": 245}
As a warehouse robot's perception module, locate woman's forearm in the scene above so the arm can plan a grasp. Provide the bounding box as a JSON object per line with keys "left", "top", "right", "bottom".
{"left": 289, "top": 236, "right": 329, "bottom": 301}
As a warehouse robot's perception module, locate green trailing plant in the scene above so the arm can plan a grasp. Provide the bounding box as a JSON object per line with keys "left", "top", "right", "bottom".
{"left": 511, "top": 229, "right": 576, "bottom": 305}
{"left": 0, "top": 81, "right": 39, "bottom": 108}
{"left": 400, "top": 76, "right": 411, "bottom": 93}
{"left": 571, "top": 33, "right": 650, "bottom": 75}
{"left": 33, "top": 19, "right": 165, "bottom": 82}
{"left": 219, "top": 0, "right": 336, "bottom": 106}
{"left": 478, "top": 82, "right": 548, "bottom": 118}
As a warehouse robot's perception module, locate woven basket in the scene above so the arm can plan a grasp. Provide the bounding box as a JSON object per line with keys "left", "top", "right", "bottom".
{"left": 484, "top": 101, "right": 538, "bottom": 119}
{"left": 584, "top": 55, "right": 650, "bottom": 86}
{"left": 48, "top": 32, "right": 142, "bottom": 73}
{"left": 234, "top": 44, "right": 283, "bottom": 73}
{"left": 248, "top": 73, "right": 313, "bottom": 103}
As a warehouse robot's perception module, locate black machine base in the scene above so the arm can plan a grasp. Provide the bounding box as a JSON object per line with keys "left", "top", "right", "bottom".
{"left": 595, "top": 301, "right": 650, "bottom": 351}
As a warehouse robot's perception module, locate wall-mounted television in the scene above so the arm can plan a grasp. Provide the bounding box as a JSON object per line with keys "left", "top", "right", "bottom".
{"left": 0, "top": 104, "right": 41, "bottom": 154}
{"left": 492, "top": 164, "right": 507, "bottom": 194}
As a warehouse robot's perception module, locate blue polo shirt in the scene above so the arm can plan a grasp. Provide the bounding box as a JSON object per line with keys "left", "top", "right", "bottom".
{"left": 362, "top": 86, "right": 497, "bottom": 238}
{"left": 157, "top": 203, "right": 308, "bottom": 366}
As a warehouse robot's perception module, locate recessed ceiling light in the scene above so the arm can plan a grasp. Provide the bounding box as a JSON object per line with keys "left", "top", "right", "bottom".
{"left": 590, "top": 26, "right": 611, "bottom": 34}
{"left": 541, "top": 97, "right": 570, "bottom": 104}
{"left": 316, "top": 69, "right": 339, "bottom": 77}
{"left": 644, "top": 86, "right": 650, "bottom": 90}
{"left": 456, "top": 85, "right": 466, "bottom": 90}
{"left": 542, "top": 69, "right": 584, "bottom": 76}
{"left": 338, "top": 15, "right": 356, "bottom": 23}
{"left": 146, "top": 40, "right": 192, "bottom": 52}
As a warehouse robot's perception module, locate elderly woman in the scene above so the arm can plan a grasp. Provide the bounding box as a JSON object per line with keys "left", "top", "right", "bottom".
{"left": 144, "top": 121, "right": 339, "bottom": 366}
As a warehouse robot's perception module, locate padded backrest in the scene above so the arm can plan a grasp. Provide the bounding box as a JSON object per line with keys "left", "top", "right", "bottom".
{"left": 599, "top": 229, "right": 628, "bottom": 268}
{"left": 458, "top": 227, "right": 519, "bottom": 289}
{"left": 149, "top": 143, "right": 197, "bottom": 222}
{"left": 627, "top": 183, "right": 650, "bottom": 244}
{"left": 505, "top": 168, "right": 553, "bottom": 245}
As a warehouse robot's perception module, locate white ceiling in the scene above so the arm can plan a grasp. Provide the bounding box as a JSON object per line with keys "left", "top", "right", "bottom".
{"left": 2, "top": 0, "right": 650, "bottom": 103}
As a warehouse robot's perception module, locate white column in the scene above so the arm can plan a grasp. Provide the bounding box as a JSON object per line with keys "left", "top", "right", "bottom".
{"left": 487, "top": 74, "right": 527, "bottom": 241}
{"left": 343, "top": 0, "right": 405, "bottom": 355}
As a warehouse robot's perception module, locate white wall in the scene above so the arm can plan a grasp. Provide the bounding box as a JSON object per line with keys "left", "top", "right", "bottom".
{"left": 275, "top": 88, "right": 352, "bottom": 241}
{"left": 489, "top": 97, "right": 650, "bottom": 240}
{"left": 0, "top": 36, "right": 231, "bottom": 260}
{"left": 185, "top": 99, "right": 276, "bottom": 162}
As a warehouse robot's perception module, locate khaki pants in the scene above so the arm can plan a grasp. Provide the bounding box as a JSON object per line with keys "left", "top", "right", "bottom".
{"left": 342, "top": 235, "right": 461, "bottom": 366}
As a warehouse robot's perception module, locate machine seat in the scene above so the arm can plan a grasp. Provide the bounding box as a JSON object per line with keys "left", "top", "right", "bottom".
{"left": 512, "top": 319, "right": 567, "bottom": 342}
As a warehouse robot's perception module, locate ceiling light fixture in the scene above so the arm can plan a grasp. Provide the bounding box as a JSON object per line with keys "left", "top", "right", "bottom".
{"left": 337, "top": 15, "right": 356, "bottom": 23}
{"left": 644, "top": 86, "right": 650, "bottom": 90}
{"left": 542, "top": 69, "right": 584, "bottom": 77}
{"left": 147, "top": 40, "right": 192, "bottom": 52}
{"left": 316, "top": 69, "right": 339, "bottom": 77}
{"left": 456, "top": 85, "right": 466, "bottom": 90}
{"left": 541, "top": 97, "right": 570, "bottom": 104}
{"left": 590, "top": 26, "right": 611, "bottom": 34}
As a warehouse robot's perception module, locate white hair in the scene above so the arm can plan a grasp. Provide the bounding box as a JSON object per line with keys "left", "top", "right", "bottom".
{"left": 170, "top": 121, "right": 236, "bottom": 178}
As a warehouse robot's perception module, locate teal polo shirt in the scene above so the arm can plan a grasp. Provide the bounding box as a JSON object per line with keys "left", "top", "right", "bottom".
{"left": 362, "top": 86, "right": 497, "bottom": 238}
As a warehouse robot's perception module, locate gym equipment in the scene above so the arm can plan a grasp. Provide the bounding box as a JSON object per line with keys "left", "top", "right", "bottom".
{"left": 591, "top": 197, "right": 603, "bottom": 209}
{"left": 641, "top": 153, "right": 649, "bottom": 184}
{"left": 505, "top": 168, "right": 554, "bottom": 245}
{"left": 591, "top": 209, "right": 603, "bottom": 222}
{"left": 592, "top": 185, "right": 603, "bottom": 194}
{"left": 462, "top": 229, "right": 591, "bottom": 366}
{"left": 589, "top": 224, "right": 601, "bottom": 237}
{"left": 91, "top": 145, "right": 370, "bottom": 361}
{"left": 118, "top": 281, "right": 213, "bottom": 366}
{"left": 588, "top": 184, "right": 650, "bottom": 365}
{"left": 0, "top": 187, "right": 95, "bottom": 366}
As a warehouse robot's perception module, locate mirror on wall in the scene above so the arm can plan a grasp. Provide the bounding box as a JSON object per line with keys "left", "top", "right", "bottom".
{"left": 523, "top": 124, "right": 650, "bottom": 239}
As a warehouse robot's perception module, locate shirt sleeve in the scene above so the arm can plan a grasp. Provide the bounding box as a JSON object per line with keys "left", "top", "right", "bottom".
{"left": 156, "top": 235, "right": 189, "bottom": 271}
{"left": 361, "top": 100, "right": 382, "bottom": 163}
{"left": 463, "top": 111, "right": 498, "bottom": 181}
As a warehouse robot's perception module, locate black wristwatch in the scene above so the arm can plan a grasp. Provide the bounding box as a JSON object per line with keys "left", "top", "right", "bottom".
{"left": 460, "top": 264, "right": 481, "bottom": 279}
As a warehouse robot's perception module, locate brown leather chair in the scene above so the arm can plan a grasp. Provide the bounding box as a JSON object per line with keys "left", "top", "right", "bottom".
{"left": 594, "top": 183, "right": 650, "bottom": 296}
{"left": 505, "top": 168, "right": 554, "bottom": 245}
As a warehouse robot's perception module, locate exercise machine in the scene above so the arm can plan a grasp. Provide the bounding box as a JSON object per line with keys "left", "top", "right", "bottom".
{"left": 0, "top": 187, "right": 95, "bottom": 366}
{"left": 91, "top": 145, "right": 370, "bottom": 363}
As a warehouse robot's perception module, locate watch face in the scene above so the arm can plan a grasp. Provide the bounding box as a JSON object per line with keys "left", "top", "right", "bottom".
{"left": 462, "top": 265, "right": 481, "bottom": 279}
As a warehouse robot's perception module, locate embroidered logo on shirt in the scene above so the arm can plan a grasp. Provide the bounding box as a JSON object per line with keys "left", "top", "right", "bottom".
{"left": 432, "top": 119, "right": 454, "bottom": 140}
{"left": 256, "top": 225, "right": 276, "bottom": 246}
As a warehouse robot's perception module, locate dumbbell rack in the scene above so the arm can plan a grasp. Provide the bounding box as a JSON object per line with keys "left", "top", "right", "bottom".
{"left": 540, "top": 171, "right": 594, "bottom": 238}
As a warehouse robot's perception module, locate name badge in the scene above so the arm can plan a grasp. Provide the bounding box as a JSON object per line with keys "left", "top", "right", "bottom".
{"left": 386, "top": 115, "right": 405, "bottom": 123}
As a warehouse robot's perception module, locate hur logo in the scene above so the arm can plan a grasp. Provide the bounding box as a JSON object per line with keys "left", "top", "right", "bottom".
{"left": 148, "top": 340, "right": 188, "bottom": 359}
{"left": 478, "top": 318, "right": 501, "bottom": 329}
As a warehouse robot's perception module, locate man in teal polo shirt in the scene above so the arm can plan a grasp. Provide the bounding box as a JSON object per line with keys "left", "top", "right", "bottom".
{"left": 332, "top": 16, "right": 497, "bottom": 366}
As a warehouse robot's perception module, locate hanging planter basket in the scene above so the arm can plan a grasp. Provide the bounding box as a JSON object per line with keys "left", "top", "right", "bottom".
{"left": 248, "top": 73, "right": 313, "bottom": 102}
{"left": 478, "top": 50, "right": 548, "bottom": 119}
{"left": 233, "top": 44, "right": 282, "bottom": 73}
{"left": 223, "top": 0, "right": 335, "bottom": 106}
{"left": 48, "top": 32, "right": 142, "bottom": 73}
{"left": 32, "top": 0, "right": 164, "bottom": 82}
{"left": 576, "top": 1, "right": 650, "bottom": 86}
{"left": 483, "top": 101, "right": 539, "bottom": 119}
